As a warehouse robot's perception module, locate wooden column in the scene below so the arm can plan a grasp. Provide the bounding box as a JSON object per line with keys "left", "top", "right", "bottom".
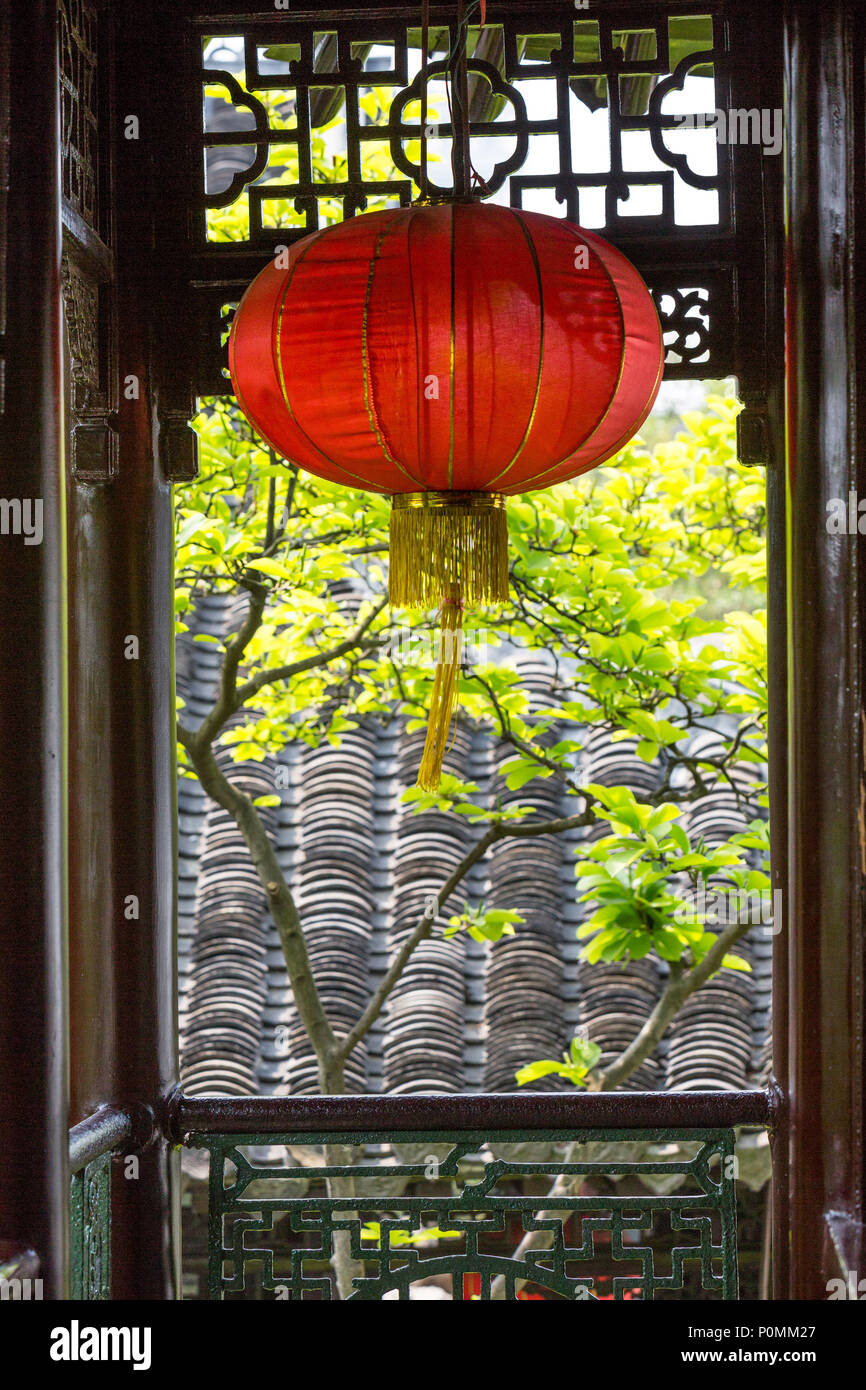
{"left": 782, "top": 0, "right": 866, "bottom": 1297}
{"left": 65, "top": 0, "right": 180, "bottom": 1297}
{"left": 0, "top": 0, "right": 68, "bottom": 1298}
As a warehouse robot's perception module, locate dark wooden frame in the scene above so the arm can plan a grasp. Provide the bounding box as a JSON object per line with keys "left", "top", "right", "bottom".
{"left": 775, "top": 0, "right": 866, "bottom": 1299}
{"left": 0, "top": 0, "right": 68, "bottom": 1300}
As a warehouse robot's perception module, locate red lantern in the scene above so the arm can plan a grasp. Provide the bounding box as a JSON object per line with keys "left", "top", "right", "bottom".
{"left": 230, "top": 202, "right": 663, "bottom": 786}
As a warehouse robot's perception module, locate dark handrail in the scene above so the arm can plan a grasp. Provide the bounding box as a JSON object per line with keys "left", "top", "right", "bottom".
{"left": 68, "top": 1106, "right": 133, "bottom": 1174}
{"left": 170, "top": 1088, "right": 775, "bottom": 1142}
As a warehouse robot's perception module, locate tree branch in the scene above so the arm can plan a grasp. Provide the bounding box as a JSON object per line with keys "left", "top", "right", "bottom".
{"left": 234, "top": 595, "right": 387, "bottom": 705}
{"left": 466, "top": 668, "right": 584, "bottom": 793}
{"left": 336, "top": 823, "right": 502, "bottom": 1061}
{"left": 178, "top": 590, "right": 389, "bottom": 1086}
{"left": 179, "top": 730, "right": 340, "bottom": 1080}
{"left": 490, "top": 913, "right": 756, "bottom": 1298}
{"left": 593, "top": 909, "right": 753, "bottom": 1094}
{"left": 335, "top": 805, "right": 597, "bottom": 1063}
{"left": 194, "top": 578, "right": 268, "bottom": 748}
{"left": 501, "top": 809, "right": 596, "bottom": 838}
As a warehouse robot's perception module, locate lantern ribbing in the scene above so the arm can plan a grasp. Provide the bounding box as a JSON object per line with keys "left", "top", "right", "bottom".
{"left": 229, "top": 202, "right": 663, "bottom": 789}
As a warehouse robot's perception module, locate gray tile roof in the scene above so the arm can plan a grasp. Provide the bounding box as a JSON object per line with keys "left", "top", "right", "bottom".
{"left": 177, "top": 594, "right": 772, "bottom": 1099}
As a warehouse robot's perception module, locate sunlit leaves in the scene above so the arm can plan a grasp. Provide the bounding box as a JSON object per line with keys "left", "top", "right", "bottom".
{"left": 515, "top": 1035, "right": 602, "bottom": 1088}
{"left": 573, "top": 786, "right": 756, "bottom": 970}
{"left": 444, "top": 903, "right": 525, "bottom": 944}
{"left": 360, "top": 1222, "right": 460, "bottom": 1247}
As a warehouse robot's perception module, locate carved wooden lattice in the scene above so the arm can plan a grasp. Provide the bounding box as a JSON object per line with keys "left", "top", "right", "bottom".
{"left": 59, "top": 0, "right": 119, "bottom": 481}
{"left": 174, "top": 0, "right": 780, "bottom": 414}
{"left": 60, "top": 0, "right": 99, "bottom": 230}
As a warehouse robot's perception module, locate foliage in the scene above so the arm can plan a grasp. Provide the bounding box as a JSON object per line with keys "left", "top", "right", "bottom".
{"left": 177, "top": 395, "right": 766, "bottom": 792}
{"left": 574, "top": 785, "right": 752, "bottom": 972}
{"left": 516, "top": 1036, "right": 603, "bottom": 1089}
{"left": 176, "top": 391, "right": 768, "bottom": 1096}
{"left": 359, "top": 1222, "right": 460, "bottom": 1247}
{"left": 445, "top": 904, "right": 525, "bottom": 944}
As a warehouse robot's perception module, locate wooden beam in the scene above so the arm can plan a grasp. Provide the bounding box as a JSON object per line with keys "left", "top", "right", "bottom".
{"left": 66, "top": 0, "right": 180, "bottom": 1298}
{"left": 0, "top": 0, "right": 68, "bottom": 1299}
{"left": 782, "top": 0, "right": 866, "bottom": 1297}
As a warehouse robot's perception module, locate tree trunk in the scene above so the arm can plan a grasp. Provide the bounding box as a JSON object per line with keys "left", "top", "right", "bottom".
{"left": 319, "top": 1062, "right": 365, "bottom": 1300}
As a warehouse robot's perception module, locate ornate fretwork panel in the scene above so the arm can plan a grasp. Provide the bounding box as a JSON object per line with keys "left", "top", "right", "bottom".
{"left": 58, "top": 0, "right": 119, "bottom": 481}
{"left": 195, "top": 13, "right": 725, "bottom": 243}
{"left": 61, "top": 248, "right": 118, "bottom": 481}
{"left": 62, "top": 254, "right": 99, "bottom": 415}
{"left": 192, "top": 1128, "right": 740, "bottom": 1301}
{"left": 60, "top": 0, "right": 99, "bottom": 232}
{"left": 69, "top": 1151, "right": 113, "bottom": 1300}
{"left": 168, "top": 0, "right": 781, "bottom": 433}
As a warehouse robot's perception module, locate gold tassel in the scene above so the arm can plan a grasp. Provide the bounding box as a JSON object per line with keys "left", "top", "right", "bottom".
{"left": 389, "top": 491, "right": 509, "bottom": 790}
{"left": 417, "top": 587, "right": 463, "bottom": 791}
{"left": 389, "top": 491, "right": 509, "bottom": 608}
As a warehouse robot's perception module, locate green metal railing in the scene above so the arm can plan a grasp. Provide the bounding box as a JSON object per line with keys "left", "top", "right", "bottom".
{"left": 176, "top": 1091, "right": 773, "bottom": 1302}
{"left": 68, "top": 1106, "right": 131, "bottom": 1301}
{"left": 190, "top": 1127, "right": 740, "bottom": 1301}
{"left": 63, "top": 1092, "right": 771, "bottom": 1301}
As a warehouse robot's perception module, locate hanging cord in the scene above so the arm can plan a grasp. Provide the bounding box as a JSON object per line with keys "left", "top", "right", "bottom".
{"left": 451, "top": 0, "right": 471, "bottom": 197}
{"left": 419, "top": 0, "right": 430, "bottom": 200}
{"left": 443, "top": 0, "right": 489, "bottom": 199}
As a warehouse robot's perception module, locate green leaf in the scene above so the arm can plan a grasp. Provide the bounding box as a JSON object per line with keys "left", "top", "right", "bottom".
{"left": 515, "top": 1059, "right": 565, "bottom": 1086}
{"left": 504, "top": 762, "right": 546, "bottom": 791}
{"left": 722, "top": 952, "right": 752, "bottom": 972}
{"left": 245, "top": 558, "right": 291, "bottom": 579}
{"left": 669, "top": 824, "right": 690, "bottom": 853}
{"left": 175, "top": 512, "right": 210, "bottom": 548}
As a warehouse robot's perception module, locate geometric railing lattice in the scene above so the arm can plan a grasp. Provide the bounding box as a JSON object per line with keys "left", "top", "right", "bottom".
{"left": 191, "top": 1127, "right": 740, "bottom": 1301}
{"left": 68, "top": 1106, "right": 131, "bottom": 1302}
{"left": 69, "top": 1152, "right": 112, "bottom": 1301}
